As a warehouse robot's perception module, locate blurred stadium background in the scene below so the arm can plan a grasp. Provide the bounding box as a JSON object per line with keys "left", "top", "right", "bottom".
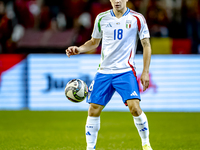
{"left": 0, "top": 0, "right": 200, "bottom": 111}
{"left": 0, "top": 0, "right": 200, "bottom": 149}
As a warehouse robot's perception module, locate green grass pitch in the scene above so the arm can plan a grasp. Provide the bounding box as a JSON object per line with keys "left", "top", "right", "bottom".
{"left": 0, "top": 111, "right": 200, "bottom": 150}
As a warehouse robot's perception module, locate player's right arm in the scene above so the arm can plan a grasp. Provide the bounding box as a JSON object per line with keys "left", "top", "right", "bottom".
{"left": 66, "top": 38, "right": 101, "bottom": 58}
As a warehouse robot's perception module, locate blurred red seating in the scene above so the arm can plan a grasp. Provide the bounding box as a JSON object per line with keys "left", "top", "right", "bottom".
{"left": 172, "top": 39, "right": 192, "bottom": 54}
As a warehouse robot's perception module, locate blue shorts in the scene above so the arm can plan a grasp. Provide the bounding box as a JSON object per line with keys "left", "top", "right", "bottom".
{"left": 87, "top": 70, "right": 141, "bottom": 106}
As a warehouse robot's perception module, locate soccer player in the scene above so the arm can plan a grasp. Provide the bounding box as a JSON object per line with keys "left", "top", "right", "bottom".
{"left": 66, "top": 0, "right": 152, "bottom": 150}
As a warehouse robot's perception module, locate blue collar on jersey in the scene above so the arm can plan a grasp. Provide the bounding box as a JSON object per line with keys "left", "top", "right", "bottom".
{"left": 110, "top": 8, "right": 130, "bottom": 17}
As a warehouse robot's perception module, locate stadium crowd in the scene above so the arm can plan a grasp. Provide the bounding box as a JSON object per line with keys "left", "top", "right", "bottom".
{"left": 0, "top": 0, "right": 200, "bottom": 54}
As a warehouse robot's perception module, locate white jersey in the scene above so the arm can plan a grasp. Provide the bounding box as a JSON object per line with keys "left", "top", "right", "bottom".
{"left": 92, "top": 8, "right": 150, "bottom": 74}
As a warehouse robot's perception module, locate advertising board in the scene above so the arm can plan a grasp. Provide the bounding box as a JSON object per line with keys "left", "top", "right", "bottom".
{"left": 28, "top": 54, "right": 200, "bottom": 111}
{"left": 0, "top": 54, "right": 26, "bottom": 110}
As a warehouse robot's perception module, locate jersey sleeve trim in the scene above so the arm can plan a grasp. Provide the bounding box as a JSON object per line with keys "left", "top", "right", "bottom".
{"left": 97, "top": 10, "right": 110, "bottom": 32}
{"left": 132, "top": 15, "right": 141, "bottom": 32}
{"left": 98, "top": 16, "right": 105, "bottom": 32}
{"left": 130, "top": 10, "right": 146, "bottom": 24}
{"left": 130, "top": 10, "right": 150, "bottom": 39}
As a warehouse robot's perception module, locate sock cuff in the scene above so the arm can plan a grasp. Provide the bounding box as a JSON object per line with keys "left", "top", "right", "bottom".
{"left": 133, "top": 111, "right": 146, "bottom": 122}
{"left": 86, "top": 116, "right": 100, "bottom": 124}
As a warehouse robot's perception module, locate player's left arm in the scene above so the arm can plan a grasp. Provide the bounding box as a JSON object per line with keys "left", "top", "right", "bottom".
{"left": 140, "top": 38, "right": 151, "bottom": 91}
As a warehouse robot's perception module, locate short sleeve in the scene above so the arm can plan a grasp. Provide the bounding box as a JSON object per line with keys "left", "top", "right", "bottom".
{"left": 91, "top": 15, "right": 102, "bottom": 39}
{"left": 138, "top": 15, "right": 150, "bottom": 40}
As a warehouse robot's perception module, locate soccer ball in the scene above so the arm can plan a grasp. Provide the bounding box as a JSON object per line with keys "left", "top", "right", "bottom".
{"left": 65, "top": 79, "right": 88, "bottom": 103}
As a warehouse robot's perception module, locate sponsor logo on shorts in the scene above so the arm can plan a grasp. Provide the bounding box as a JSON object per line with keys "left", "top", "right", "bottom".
{"left": 131, "top": 91, "right": 138, "bottom": 96}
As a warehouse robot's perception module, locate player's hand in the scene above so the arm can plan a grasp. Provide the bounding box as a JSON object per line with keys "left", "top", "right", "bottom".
{"left": 66, "top": 46, "right": 80, "bottom": 58}
{"left": 140, "top": 71, "right": 149, "bottom": 92}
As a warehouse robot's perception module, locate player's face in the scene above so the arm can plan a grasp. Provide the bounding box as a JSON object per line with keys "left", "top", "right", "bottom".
{"left": 110, "top": 0, "right": 128, "bottom": 12}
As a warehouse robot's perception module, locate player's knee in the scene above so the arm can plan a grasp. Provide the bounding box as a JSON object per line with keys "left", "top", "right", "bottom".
{"left": 129, "top": 106, "right": 142, "bottom": 116}
{"left": 88, "top": 103, "right": 103, "bottom": 117}
{"left": 127, "top": 100, "right": 142, "bottom": 116}
{"left": 88, "top": 110, "right": 99, "bottom": 117}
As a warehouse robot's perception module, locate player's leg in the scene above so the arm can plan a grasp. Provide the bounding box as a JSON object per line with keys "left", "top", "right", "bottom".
{"left": 127, "top": 100, "right": 152, "bottom": 150}
{"left": 86, "top": 103, "right": 104, "bottom": 150}
{"left": 86, "top": 73, "right": 115, "bottom": 150}
{"left": 112, "top": 71, "right": 152, "bottom": 150}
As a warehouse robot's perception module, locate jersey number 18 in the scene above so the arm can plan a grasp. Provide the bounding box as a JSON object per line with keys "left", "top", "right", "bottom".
{"left": 114, "top": 29, "right": 123, "bottom": 40}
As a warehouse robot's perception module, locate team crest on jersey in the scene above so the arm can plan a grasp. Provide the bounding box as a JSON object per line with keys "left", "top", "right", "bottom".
{"left": 126, "top": 20, "right": 132, "bottom": 29}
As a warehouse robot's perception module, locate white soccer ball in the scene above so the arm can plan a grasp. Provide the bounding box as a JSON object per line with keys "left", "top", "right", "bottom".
{"left": 65, "top": 79, "right": 88, "bottom": 103}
